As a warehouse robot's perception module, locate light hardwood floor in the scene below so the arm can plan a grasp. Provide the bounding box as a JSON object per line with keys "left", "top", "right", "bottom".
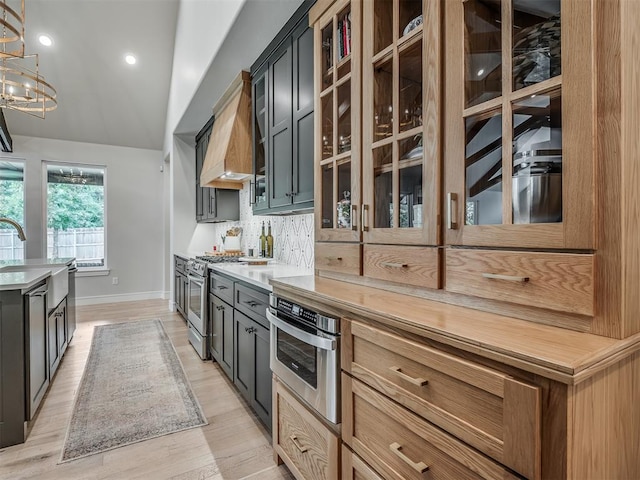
{"left": 0, "top": 299, "right": 293, "bottom": 480}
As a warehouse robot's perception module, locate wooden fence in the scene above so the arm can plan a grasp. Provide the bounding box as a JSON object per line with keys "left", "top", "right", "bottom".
{"left": 0, "top": 230, "right": 24, "bottom": 260}
{"left": 0, "top": 227, "right": 104, "bottom": 261}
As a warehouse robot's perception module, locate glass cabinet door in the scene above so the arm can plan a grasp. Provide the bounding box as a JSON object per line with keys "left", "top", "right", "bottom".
{"left": 445, "top": 0, "right": 593, "bottom": 249}
{"left": 252, "top": 69, "right": 268, "bottom": 212}
{"left": 362, "top": 0, "right": 440, "bottom": 245}
{"left": 315, "top": 0, "right": 361, "bottom": 242}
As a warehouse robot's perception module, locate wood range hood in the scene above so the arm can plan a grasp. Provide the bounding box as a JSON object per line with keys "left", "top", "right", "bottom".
{"left": 200, "top": 71, "right": 252, "bottom": 190}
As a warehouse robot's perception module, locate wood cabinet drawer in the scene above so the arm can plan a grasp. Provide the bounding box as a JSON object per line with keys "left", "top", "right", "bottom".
{"left": 273, "top": 378, "right": 339, "bottom": 480}
{"left": 209, "top": 271, "right": 234, "bottom": 305}
{"left": 342, "top": 445, "right": 384, "bottom": 480}
{"left": 343, "top": 375, "right": 521, "bottom": 480}
{"left": 315, "top": 242, "right": 361, "bottom": 276}
{"left": 363, "top": 245, "right": 440, "bottom": 289}
{"left": 234, "top": 282, "right": 269, "bottom": 328}
{"left": 344, "top": 319, "right": 541, "bottom": 480}
{"left": 446, "top": 248, "right": 595, "bottom": 316}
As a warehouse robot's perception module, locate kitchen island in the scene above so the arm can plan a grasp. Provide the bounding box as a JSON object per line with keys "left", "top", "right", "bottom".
{"left": 0, "top": 258, "right": 76, "bottom": 448}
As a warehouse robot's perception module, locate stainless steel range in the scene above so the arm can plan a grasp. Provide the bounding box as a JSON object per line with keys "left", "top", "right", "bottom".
{"left": 186, "top": 258, "right": 209, "bottom": 359}
{"left": 195, "top": 254, "right": 242, "bottom": 264}
{"left": 186, "top": 255, "right": 242, "bottom": 359}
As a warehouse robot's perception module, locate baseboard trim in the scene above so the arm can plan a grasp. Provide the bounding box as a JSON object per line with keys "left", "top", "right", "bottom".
{"left": 77, "top": 291, "right": 165, "bottom": 306}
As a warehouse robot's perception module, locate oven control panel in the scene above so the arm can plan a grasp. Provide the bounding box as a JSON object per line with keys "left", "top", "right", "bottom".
{"left": 269, "top": 294, "right": 339, "bottom": 334}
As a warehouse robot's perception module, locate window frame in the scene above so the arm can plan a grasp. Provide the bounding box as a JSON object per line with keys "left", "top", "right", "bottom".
{"left": 0, "top": 157, "right": 26, "bottom": 261}
{"left": 43, "top": 160, "right": 108, "bottom": 274}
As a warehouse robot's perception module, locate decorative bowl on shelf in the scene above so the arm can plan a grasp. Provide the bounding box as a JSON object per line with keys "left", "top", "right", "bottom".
{"left": 403, "top": 15, "right": 423, "bottom": 36}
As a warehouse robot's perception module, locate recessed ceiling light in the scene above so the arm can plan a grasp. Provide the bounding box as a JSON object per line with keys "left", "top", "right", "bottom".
{"left": 125, "top": 54, "right": 137, "bottom": 65}
{"left": 38, "top": 34, "right": 53, "bottom": 47}
{"left": 477, "top": 68, "right": 485, "bottom": 77}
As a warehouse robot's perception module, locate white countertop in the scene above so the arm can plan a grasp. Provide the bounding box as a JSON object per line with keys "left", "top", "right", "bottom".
{"left": 0, "top": 269, "right": 52, "bottom": 292}
{"left": 209, "top": 261, "right": 313, "bottom": 292}
{"left": 0, "top": 258, "right": 75, "bottom": 292}
{"left": 0, "top": 257, "right": 75, "bottom": 268}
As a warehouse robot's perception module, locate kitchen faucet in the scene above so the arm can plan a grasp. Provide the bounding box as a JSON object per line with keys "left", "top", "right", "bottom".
{"left": 0, "top": 217, "right": 26, "bottom": 241}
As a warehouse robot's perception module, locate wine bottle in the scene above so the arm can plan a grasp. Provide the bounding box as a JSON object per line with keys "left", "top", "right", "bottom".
{"left": 259, "top": 221, "right": 266, "bottom": 257}
{"left": 266, "top": 221, "right": 274, "bottom": 258}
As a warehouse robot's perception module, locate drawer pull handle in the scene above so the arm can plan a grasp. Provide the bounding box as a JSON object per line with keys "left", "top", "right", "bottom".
{"left": 447, "top": 192, "right": 458, "bottom": 230}
{"left": 245, "top": 300, "right": 259, "bottom": 307}
{"left": 290, "top": 435, "right": 308, "bottom": 453}
{"left": 351, "top": 204, "right": 358, "bottom": 231}
{"left": 217, "top": 285, "right": 229, "bottom": 290}
{"left": 389, "top": 366, "right": 428, "bottom": 386}
{"left": 389, "top": 442, "right": 429, "bottom": 473}
{"left": 327, "top": 256, "right": 343, "bottom": 261}
{"left": 381, "top": 262, "right": 408, "bottom": 268}
{"left": 362, "top": 204, "right": 369, "bottom": 232}
{"left": 482, "top": 273, "right": 530, "bottom": 283}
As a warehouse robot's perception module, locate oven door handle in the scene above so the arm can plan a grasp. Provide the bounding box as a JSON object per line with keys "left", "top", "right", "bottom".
{"left": 266, "top": 310, "right": 337, "bottom": 351}
{"left": 188, "top": 276, "right": 204, "bottom": 286}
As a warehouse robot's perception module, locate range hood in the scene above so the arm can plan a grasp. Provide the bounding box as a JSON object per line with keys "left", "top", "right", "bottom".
{"left": 200, "top": 71, "right": 252, "bottom": 190}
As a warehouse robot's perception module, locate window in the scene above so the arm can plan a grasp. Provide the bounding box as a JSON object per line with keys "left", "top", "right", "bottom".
{"left": 0, "top": 159, "right": 25, "bottom": 260}
{"left": 46, "top": 163, "right": 106, "bottom": 270}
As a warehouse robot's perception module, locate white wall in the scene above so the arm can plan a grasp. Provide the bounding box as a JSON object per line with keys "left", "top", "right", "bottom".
{"left": 164, "top": 0, "right": 246, "bottom": 154}
{"left": 2, "top": 135, "right": 166, "bottom": 304}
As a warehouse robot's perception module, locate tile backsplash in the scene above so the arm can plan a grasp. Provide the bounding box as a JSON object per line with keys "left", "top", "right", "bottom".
{"left": 210, "top": 182, "right": 314, "bottom": 269}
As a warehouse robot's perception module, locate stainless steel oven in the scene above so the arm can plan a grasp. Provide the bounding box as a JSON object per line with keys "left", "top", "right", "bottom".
{"left": 187, "top": 259, "right": 208, "bottom": 359}
{"left": 267, "top": 294, "right": 340, "bottom": 424}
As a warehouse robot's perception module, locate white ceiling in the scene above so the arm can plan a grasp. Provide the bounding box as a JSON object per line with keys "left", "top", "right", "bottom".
{"left": 4, "top": 0, "right": 180, "bottom": 151}
{"left": 3, "top": 0, "right": 306, "bottom": 153}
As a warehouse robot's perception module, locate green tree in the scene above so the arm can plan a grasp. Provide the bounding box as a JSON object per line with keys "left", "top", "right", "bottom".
{"left": 48, "top": 183, "right": 104, "bottom": 257}
{"left": 0, "top": 179, "right": 24, "bottom": 227}
{"left": 47, "top": 183, "right": 104, "bottom": 229}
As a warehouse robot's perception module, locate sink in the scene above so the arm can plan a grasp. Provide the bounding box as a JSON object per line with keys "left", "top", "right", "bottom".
{"left": 0, "top": 265, "right": 69, "bottom": 309}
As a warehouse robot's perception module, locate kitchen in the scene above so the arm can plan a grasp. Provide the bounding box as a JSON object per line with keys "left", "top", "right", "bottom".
{"left": 1, "top": 0, "right": 640, "bottom": 479}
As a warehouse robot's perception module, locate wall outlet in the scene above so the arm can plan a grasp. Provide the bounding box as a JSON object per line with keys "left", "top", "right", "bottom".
{"left": 112, "top": 277, "right": 119, "bottom": 285}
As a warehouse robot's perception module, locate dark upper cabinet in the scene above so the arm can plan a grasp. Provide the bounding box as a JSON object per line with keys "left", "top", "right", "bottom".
{"left": 251, "top": 0, "right": 315, "bottom": 214}
{"left": 195, "top": 116, "right": 240, "bottom": 223}
{"left": 253, "top": 65, "right": 269, "bottom": 213}
{"left": 292, "top": 20, "right": 315, "bottom": 206}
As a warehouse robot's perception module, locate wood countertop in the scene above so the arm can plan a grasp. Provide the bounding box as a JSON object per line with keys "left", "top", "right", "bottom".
{"left": 270, "top": 275, "right": 640, "bottom": 384}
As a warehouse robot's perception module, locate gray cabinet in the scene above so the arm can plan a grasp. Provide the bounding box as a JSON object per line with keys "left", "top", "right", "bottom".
{"left": 251, "top": 0, "right": 315, "bottom": 214}
{"left": 195, "top": 116, "right": 240, "bottom": 223}
{"left": 66, "top": 266, "right": 76, "bottom": 341}
{"left": 26, "top": 284, "right": 48, "bottom": 420}
{"left": 1, "top": 281, "right": 73, "bottom": 448}
{"left": 234, "top": 309, "right": 272, "bottom": 431}
{"left": 0, "top": 288, "right": 26, "bottom": 447}
{"left": 209, "top": 293, "right": 234, "bottom": 381}
{"left": 207, "top": 269, "right": 273, "bottom": 431}
{"left": 174, "top": 255, "right": 188, "bottom": 320}
{"left": 48, "top": 298, "right": 67, "bottom": 378}
{"left": 234, "top": 311, "right": 253, "bottom": 398}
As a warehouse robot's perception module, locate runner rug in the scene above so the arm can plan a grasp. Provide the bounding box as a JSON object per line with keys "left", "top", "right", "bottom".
{"left": 60, "top": 319, "right": 207, "bottom": 463}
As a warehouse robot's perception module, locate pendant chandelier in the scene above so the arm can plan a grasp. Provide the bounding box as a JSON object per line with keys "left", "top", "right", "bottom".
{"left": 0, "top": 0, "right": 57, "bottom": 118}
